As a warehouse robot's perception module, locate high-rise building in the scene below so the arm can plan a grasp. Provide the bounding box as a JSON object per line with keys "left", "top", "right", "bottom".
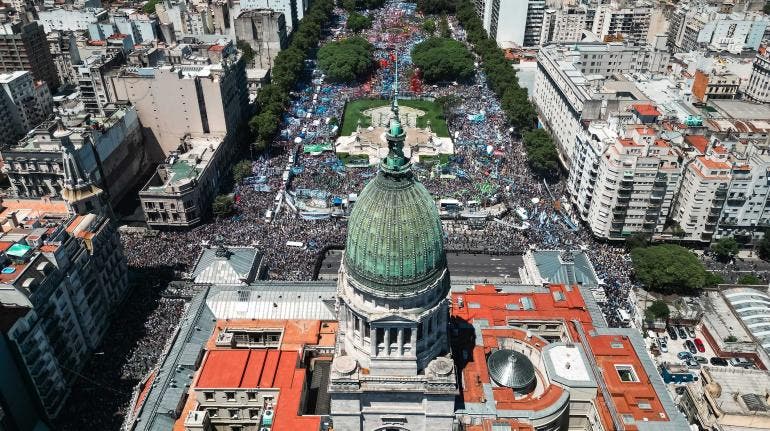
{"left": 328, "top": 97, "right": 457, "bottom": 430}
{"left": 0, "top": 21, "right": 61, "bottom": 91}
{"left": 234, "top": 9, "right": 287, "bottom": 70}
{"left": 0, "top": 71, "right": 53, "bottom": 149}
{"left": 109, "top": 41, "right": 247, "bottom": 156}
{"left": 744, "top": 49, "right": 770, "bottom": 104}
{"left": 474, "top": 0, "right": 546, "bottom": 48}
{"left": 0, "top": 197, "right": 128, "bottom": 418}
{"left": 569, "top": 119, "right": 683, "bottom": 239}
{"left": 240, "top": 0, "right": 303, "bottom": 33}
{"left": 540, "top": 5, "right": 591, "bottom": 45}
{"left": 592, "top": 1, "right": 651, "bottom": 44}
{"left": 46, "top": 31, "right": 79, "bottom": 87}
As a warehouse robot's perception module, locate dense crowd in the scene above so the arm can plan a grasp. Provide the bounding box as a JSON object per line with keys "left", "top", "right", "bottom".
{"left": 61, "top": 2, "right": 638, "bottom": 429}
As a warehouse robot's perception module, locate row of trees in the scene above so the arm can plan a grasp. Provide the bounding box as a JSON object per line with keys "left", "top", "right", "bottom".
{"left": 248, "top": 0, "right": 335, "bottom": 151}
{"left": 411, "top": 38, "right": 474, "bottom": 83}
{"left": 522, "top": 129, "right": 560, "bottom": 178}
{"left": 454, "top": 1, "right": 559, "bottom": 177}
{"left": 318, "top": 37, "right": 374, "bottom": 83}
{"left": 338, "top": 0, "right": 385, "bottom": 10}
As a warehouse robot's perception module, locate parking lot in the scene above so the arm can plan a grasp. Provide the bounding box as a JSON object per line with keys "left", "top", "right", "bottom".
{"left": 646, "top": 323, "right": 724, "bottom": 372}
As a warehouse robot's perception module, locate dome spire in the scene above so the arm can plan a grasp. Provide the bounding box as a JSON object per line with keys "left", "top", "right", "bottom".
{"left": 384, "top": 50, "right": 408, "bottom": 173}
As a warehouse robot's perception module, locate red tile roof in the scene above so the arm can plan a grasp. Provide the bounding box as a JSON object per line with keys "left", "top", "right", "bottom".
{"left": 685, "top": 135, "right": 709, "bottom": 154}
{"left": 632, "top": 104, "right": 661, "bottom": 117}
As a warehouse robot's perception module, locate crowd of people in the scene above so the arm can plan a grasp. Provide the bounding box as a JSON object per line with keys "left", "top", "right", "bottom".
{"left": 61, "top": 2, "right": 639, "bottom": 429}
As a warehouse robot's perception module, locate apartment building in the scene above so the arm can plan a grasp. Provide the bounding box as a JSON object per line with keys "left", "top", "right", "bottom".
{"left": 592, "top": 1, "right": 651, "bottom": 44}
{"left": 109, "top": 41, "right": 247, "bottom": 156}
{"left": 0, "top": 199, "right": 128, "bottom": 418}
{"left": 533, "top": 42, "right": 668, "bottom": 163}
{"left": 540, "top": 5, "right": 590, "bottom": 45}
{"left": 671, "top": 138, "right": 731, "bottom": 242}
{"left": 474, "top": 0, "right": 546, "bottom": 48}
{"left": 692, "top": 67, "right": 740, "bottom": 103}
{"left": 744, "top": 49, "right": 770, "bottom": 104}
{"left": 37, "top": 7, "right": 108, "bottom": 32}
{"left": 139, "top": 134, "right": 231, "bottom": 228}
{"left": 0, "top": 71, "right": 53, "bottom": 149}
{"left": 569, "top": 119, "right": 682, "bottom": 239}
{"left": 1, "top": 105, "right": 150, "bottom": 206}
{"left": 0, "top": 21, "right": 60, "bottom": 91}
{"left": 668, "top": 5, "right": 769, "bottom": 54}
{"left": 715, "top": 140, "right": 770, "bottom": 242}
{"left": 240, "top": 0, "right": 305, "bottom": 33}
{"left": 46, "top": 31, "right": 79, "bottom": 87}
{"left": 76, "top": 52, "right": 125, "bottom": 116}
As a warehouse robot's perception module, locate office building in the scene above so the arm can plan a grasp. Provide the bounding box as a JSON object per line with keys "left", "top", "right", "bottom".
{"left": 667, "top": 4, "right": 769, "bottom": 54}
{"left": 474, "top": 0, "right": 546, "bottom": 48}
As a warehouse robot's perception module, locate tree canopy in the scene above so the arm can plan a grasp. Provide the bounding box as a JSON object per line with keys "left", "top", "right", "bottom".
{"left": 738, "top": 274, "right": 765, "bottom": 285}
{"left": 212, "top": 195, "right": 235, "bottom": 218}
{"left": 522, "top": 129, "right": 559, "bottom": 178}
{"left": 417, "top": 0, "right": 457, "bottom": 14}
{"left": 347, "top": 12, "right": 372, "bottom": 33}
{"left": 711, "top": 237, "right": 739, "bottom": 262}
{"left": 143, "top": 0, "right": 160, "bottom": 14}
{"left": 339, "top": 0, "right": 384, "bottom": 10}
{"left": 422, "top": 19, "right": 436, "bottom": 36}
{"left": 411, "top": 37, "right": 474, "bottom": 83}
{"left": 625, "top": 233, "right": 650, "bottom": 251}
{"left": 631, "top": 245, "right": 708, "bottom": 293}
{"left": 645, "top": 300, "right": 670, "bottom": 320}
{"left": 232, "top": 160, "right": 253, "bottom": 184}
{"left": 318, "top": 37, "right": 374, "bottom": 83}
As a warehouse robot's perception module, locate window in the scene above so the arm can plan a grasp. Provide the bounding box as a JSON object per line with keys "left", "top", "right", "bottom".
{"left": 208, "top": 408, "right": 218, "bottom": 418}
{"left": 615, "top": 364, "right": 639, "bottom": 382}
{"left": 247, "top": 392, "right": 256, "bottom": 401}
{"left": 249, "top": 408, "right": 260, "bottom": 419}
{"left": 638, "top": 401, "right": 652, "bottom": 410}
{"left": 225, "top": 391, "right": 236, "bottom": 401}
{"left": 229, "top": 409, "right": 239, "bottom": 418}
{"left": 204, "top": 391, "right": 214, "bottom": 401}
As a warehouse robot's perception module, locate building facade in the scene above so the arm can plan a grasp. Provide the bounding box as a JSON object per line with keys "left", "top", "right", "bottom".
{"left": 591, "top": 1, "right": 651, "bottom": 44}
{"left": 0, "top": 71, "right": 53, "bottom": 149}
{"left": 234, "top": 9, "right": 287, "bottom": 70}
{"left": 0, "top": 199, "right": 128, "bottom": 418}
{"left": 474, "top": 0, "right": 546, "bottom": 48}
{"left": 109, "top": 42, "right": 247, "bottom": 156}
{"left": 744, "top": 49, "right": 770, "bottom": 104}
{"left": 691, "top": 68, "right": 740, "bottom": 103}
{"left": 667, "top": 5, "right": 769, "bottom": 54}
{"left": 0, "top": 21, "right": 61, "bottom": 91}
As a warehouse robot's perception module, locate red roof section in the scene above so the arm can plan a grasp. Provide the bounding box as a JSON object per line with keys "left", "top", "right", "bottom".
{"left": 685, "top": 135, "right": 709, "bottom": 154}
{"left": 632, "top": 103, "right": 661, "bottom": 117}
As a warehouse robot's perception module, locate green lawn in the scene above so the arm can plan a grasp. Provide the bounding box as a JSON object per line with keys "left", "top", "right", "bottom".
{"left": 340, "top": 98, "right": 450, "bottom": 137}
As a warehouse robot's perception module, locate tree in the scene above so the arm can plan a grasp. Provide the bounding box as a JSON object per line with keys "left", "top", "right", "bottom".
{"left": 249, "top": 110, "right": 280, "bottom": 148}
{"left": 422, "top": 19, "right": 436, "bottom": 36}
{"left": 317, "top": 37, "right": 374, "bottom": 83}
{"left": 143, "top": 0, "right": 160, "bottom": 14}
{"left": 711, "top": 237, "right": 739, "bottom": 262}
{"left": 625, "top": 233, "right": 650, "bottom": 251}
{"left": 212, "top": 195, "right": 235, "bottom": 218}
{"left": 411, "top": 37, "right": 474, "bottom": 83}
{"left": 339, "top": 0, "right": 356, "bottom": 11}
{"left": 758, "top": 233, "right": 770, "bottom": 260}
{"left": 704, "top": 272, "right": 724, "bottom": 288}
{"left": 439, "top": 15, "right": 451, "bottom": 38}
{"left": 631, "top": 244, "right": 708, "bottom": 293}
{"left": 645, "top": 300, "right": 670, "bottom": 321}
{"left": 417, "top": 0, "right": 456, "bottom": 14}
{"left": 724, "top": 335, "right": 738, "bottom": 342}
{"left": 232, "top": 160, "right": 253, "bottom": 184}
{"left": 347, "top": 12, "right": 372, "bottom": 33}
{"left": 501, "top": 87, "right": 536, "bottom": 131}
{"left": 522, "top": 129, "right": 559, "bottom": 178}
{"left": 236, "top": 40, "right": 255, "bottom": 64}
{"left": 738, "top": 274, "right": 764, "bottom": 285}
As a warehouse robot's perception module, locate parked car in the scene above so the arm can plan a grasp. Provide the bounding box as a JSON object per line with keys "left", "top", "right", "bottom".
{"left": 694, "top": 338, "right": 705, "bottom": 353}
{"left": 729, "top": 357, "right": 754, "bottom": 368}
{"left": 686, "top": 327, "right": 697, "bottom": 338}
{"left": 658, "top": 337, "right": 668, "bottom": 353}
{"left": 678, "top": 326, "right": 688, "bottom": 339}
{"left": 685, "top": 339, "right": 697, "bottom": 354}
{"left": 677, "top": 351, "right": 693, "bottom": 361}
{"left": 710, "top": 357, "right": 729, "bottom": 366}
{"left": 694, "top": 356, "right": 708, "bottom": 364}
{"left": 686, "top": 358, "right": 700, "bottom": 369}
{"left": 667, "top": 326, "right": 679, "bottom": 340}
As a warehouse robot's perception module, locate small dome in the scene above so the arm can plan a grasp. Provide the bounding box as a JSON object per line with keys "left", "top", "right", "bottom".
{"left": 487, "top": 349, "right": 536, "bottom": 391}
{"left": 706, "top": 381, "right": 722, "bottom": 398}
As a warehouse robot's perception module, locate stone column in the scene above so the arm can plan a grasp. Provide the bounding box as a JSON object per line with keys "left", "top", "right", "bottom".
{"left": 409, "top": 328, "right": 415, "bottom": 355}
{"left": 384, "top": 327, "right": 390, "bottom": 356}
{"left": 397, "top": 328, "right": 404, "bottom": 356}
{"left": 371, "top": 327, "right": 377, "bottom": 357}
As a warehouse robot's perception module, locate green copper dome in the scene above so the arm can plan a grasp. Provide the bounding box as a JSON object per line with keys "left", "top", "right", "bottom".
{"left": 344, "top": 169, "right": 446, "bottom": 295}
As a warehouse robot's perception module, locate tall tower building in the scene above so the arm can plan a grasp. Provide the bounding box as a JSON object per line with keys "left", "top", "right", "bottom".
{"left": 329, "top": 75, "right": 457, "bottom": 430}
